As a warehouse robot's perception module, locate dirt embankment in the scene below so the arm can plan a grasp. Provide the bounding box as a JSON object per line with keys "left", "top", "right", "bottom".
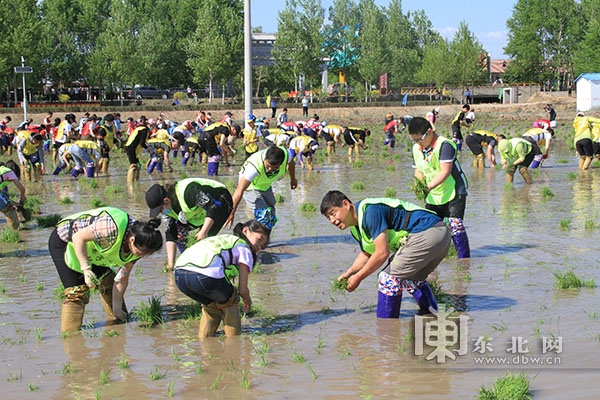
{"left": 3, "top": 92, "right": 578, "bottom": 128}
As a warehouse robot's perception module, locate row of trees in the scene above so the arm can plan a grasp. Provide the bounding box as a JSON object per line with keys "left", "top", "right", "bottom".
{"left": 273, "top": 0, "right": 488, "bottom": 99}
{"left": 505, "top": 0, "right": 600, "bottom": 88}
{"left": 0, "top": 0, "right": 490, "bottom": 102}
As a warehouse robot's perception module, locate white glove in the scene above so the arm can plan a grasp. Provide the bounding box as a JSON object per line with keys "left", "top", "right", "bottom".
{"left": 81, "top": 265, "right": 97, "bottom": 288}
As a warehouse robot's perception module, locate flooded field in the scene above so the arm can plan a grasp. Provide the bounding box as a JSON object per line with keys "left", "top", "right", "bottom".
{"left": 1, "top": 116, "right": 599, "bottom": 399}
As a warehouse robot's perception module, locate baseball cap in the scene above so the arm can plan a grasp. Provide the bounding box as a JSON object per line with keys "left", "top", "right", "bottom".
{"left": 145, "top": 184, "right": 167, "bottom": 218}
{"left": 247, "top": 114, "right": 256, "bottom": 122}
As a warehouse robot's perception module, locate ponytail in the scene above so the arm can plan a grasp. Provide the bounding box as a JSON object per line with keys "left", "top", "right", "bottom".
{"left": 129, "top": 218, "right": 163, "bottom": 253}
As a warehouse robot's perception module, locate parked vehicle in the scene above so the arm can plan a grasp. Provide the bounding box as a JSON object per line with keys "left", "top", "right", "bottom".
{"left": 126, "top": 86, "right": 167, "bottom": 99}
{"left": 326, "top": 82, "right": 353, "bottom": 96}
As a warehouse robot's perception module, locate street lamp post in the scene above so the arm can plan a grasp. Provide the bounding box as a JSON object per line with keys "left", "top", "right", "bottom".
{"left": 244, "top": 0, "right": 253, "bottom": 123}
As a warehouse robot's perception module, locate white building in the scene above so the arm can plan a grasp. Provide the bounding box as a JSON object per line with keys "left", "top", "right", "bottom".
{"left": 574, "top": 73, "right": 600, "bottom": 111}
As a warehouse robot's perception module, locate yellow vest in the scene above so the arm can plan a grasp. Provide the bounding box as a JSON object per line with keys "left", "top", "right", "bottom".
{"left": 55, "top": 120, "right": 70, "bottom": 143}
{"left": 17, "top": 131, "right": 40, "bottom": 156}
{"left": 243, "top": 128, "right": 258, "bottom": 153}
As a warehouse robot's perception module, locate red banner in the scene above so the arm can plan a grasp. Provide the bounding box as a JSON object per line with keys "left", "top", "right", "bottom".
{"left": 380, "top": 73, "right": 388, "bottom": 95}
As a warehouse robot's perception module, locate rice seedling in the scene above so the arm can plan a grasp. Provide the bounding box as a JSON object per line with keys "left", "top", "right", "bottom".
{"left": 385, "top": 165, "right": 396, "bottom": 171}
{"left": 464, "top": 273, "right": 472, "bottom": 282}
{"left": 88, "top": 179, "right": 99, "bottom": 189}
{"left": 34, "top": 327, "right": 43, "bottom": 342}
{"left": 150, "top": 366, "right": 168, "bottom": 381}
{"left": 180, "top": 172, "right": 188, "bottom": 179}
{"left": 494, "top": 163, "right": 502, "bottom": 171}
{"left": 194, "top": 361, "right": 204, "bottom": 374}
{"left": 556, "top": 159, "right": 569, "bottom": 164}
{"left": 503, "top": 182, "right": 514, "bottom": 190}
{"left": 445, "top": 243, "right": 458, "bottom": 259}
{"left": 353, "top": 161, "right": 363, "bottom": 168}
{"left": 300, "top": 202, "right": 317, "bottom": 212}
{"left": 60, "top": 331, "right": 69, "bottom": 339}
{"left": 428, "top": 279, "right": 452, "bottom": 305}
{"left": 253, "top": 341, "right": 270, "bottom": 367}
{"left": 53, "top": 283, "right": 65, "bottom": 299}
{"left": 585, "top": 219, "right": 597, "bottom": 230}
{"left": 170, "top": 347, "right": 180, "bottom": 362}
{"left": 90, "top": 198, "right": 106, "bottom": 208}
{"left": 28, "top": 382, "right": 37, "bottom": 392}
{"left": 36, "top": 283, "right": 44, "bottom": 291}
{"left": 393, "top": 154, "right": 401, "bottom": 161}
{"left": 7, "top": 369, "right": 22, "bottom": 381}
{"left": 239, "top": 368, "right": 250, "bottom": 389}
{"left": 412, "top": 178, "right": 428, "bottom": 202}
{"left": 210, "top": 373, "right": 222, "bottom": 390}
{"left": 553, "top": 270, "right": 596, "bottom": 289}
{"left": 306, "top": 363, "right": 317, "bottom": 380}
{"left": 291, "top": 350, "right": 306, "bottom": 363}
{"left": 488, "top": 321, "right": 507, "bottom": 332}
{"left": 0, "top": 228, "right": 20, "bottom": 243}
{"left": 351, "top": 181, "right": 365, "bottom": 190}
{"left": 99, "top": 366, "right": 111, "bottom": 385}
{"left": 540, "top": 186, "right": 554, "bottom": 198}
{"left": 559, "top": 218, "right": 571, "bottom": 229}
{"left": 118, "top": 353, "right": 129, "bottom": 369}
{"left": 167, "top": 378, "right": 176, "bottom": 397}
{"left": 567, "top": 172, "right": 577, "bottom": 180}
{"left": 36, "top": 213, "right": 62, "bottom": 228}
{"left": 94, "top": 388, "right": 103, "bottom": 400}
{"left": 103, "top": 185, "right": 123, "bottom": 195}
{"left": 181, "top": 302, "right": 203, "bottom": 321}
{"left": 18, "top": 273, "right": 26, "bottom": 283}
{"left": 384, "top": 188, "right": 397, "bottom": 197}
{"left": 331, "top": 277, "right": 348, "bottom": 292}
{"left": 476, "top": 372, "right": 532, "bottom": 400}
{"left": 104, "top": 329, "right": 119, "bottom": 337}
{"left": 61, "top": 362, "right": 75, "bottom": 375}
{"left": 0, "top": 283, "right": 5, "bottom": 294}
{"left": 275, "top": 194, "right": 285, "bottom": 203}
{"left": 58, "top": 196, "right": 74, "bottom": 204}
{"left": 131, "top": 295, "right": 163, "bottom": 325}
{"left": 23, "top": 196, "right": 43, "bottom": 218}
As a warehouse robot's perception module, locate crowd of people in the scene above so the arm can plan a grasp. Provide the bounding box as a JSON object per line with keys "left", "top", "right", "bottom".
{"left": 0, "top": 101, "right": 593, "bottom": 339}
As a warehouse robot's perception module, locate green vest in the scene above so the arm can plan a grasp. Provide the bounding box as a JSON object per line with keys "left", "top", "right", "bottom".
{"left": 0, "top": 165, "right": 13, "bottom": 190}
{"left": 243, "top": 147, "right": 289, "bottom": 191}
{"left": 350, "top": 198, "right": 435, "bottom": 255}
{"left": 500, "top": 138, "right": 532, "bottom": 164}
{"left": 59, "top": 207, "right": 139, "bottom": 273}
{"left": 175, "top": 234, "right": 249, "bottom": 284}
{"left": 412, "top": 135, "right": 466, "bottom": 205}
{"left": 166, "top": 178, "right": 227, "bottom": 228}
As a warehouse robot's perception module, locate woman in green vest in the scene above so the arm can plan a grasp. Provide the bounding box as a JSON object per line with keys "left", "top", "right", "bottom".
{"left": 145, "top": 179, "right": 233, "bottom": 270}
{"left": 409, "top": 117, "right": 470, "bottom": 259}
{"left": 320, "top": 190, "right": 450, "bottom": 318}
{"left": 174, "top": 220, "right": 270, "bottom": 337}
{"left": 497, "top": 135, "right": 534, "bottom": 184}
{"left": 0, "top": 160, "right": 25, "bottom": 230}
{"left": 225, "top": 146, "right": 297, "bottom": 229}
{"left": 48, "top": 207, "right": 163, "bottom": 332}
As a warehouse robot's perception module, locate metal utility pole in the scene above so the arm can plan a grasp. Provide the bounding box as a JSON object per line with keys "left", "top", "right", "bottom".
{"left": 244, "top": 0, "right": 253, "bottom": 122}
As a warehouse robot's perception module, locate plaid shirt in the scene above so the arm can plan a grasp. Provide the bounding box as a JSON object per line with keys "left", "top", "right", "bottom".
{"left": 57, "top": 213, "right": 136, "bottom": 252}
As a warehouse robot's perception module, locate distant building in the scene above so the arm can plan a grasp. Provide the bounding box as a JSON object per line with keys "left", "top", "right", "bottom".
{"left": 490, "top": 59, "right": 510, "bottom": 84}
{"left": 574, "top": 73, "right": 600, "bottom": 112}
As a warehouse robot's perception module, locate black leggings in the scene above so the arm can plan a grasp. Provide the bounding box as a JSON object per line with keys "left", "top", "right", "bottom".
{"left": 124, "top": 146, "right": 139, "bottom": 165}
{"left": 576, "top": 138, "right": 594, "bottom": 157}
{"left": 523, "top": 136, "right": 542, "bottom": 156}
{"left": 426, "top": 194, "right": 467, "bottom": 220}
{"left": 48, "top": 229, "right": 112, "bottom": 289}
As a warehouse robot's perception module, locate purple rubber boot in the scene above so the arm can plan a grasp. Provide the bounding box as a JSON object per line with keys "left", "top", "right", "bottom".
{"left": 411, "top": 282, "right": 438, "bottom": 315}
{"left": 147, "top": 160, "right": 157, "bottom": 174}
{"left": 452, "top": 230, "right": 471, "bottom": 259}
{"left": 376, "top": 291, "right": 402, "bottom": 319}
{"left": 86, "top": 164, "right": 95, "bottom": 178}
{"left": 207, "top": 162, "right": 219, "bottom": 176}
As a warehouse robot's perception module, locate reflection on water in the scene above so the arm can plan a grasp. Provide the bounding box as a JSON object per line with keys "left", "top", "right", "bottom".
{"left": 1, "top": 144, "right": 599, "bottom": 399}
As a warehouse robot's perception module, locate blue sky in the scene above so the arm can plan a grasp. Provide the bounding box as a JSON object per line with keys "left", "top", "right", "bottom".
{"left": 251, "top": 0, "right": 516, "bottom": 59}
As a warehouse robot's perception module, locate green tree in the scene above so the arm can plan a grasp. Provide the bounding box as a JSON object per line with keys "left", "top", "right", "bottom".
{"left": 415, "top": 38, "right": 453, "bottom": 88}
{"left": 0, "top": 0, "right": 42, "bottom": 99}
{"left": 505, "top": 0, "right": 583, "bottom": 87}
{"left": 384, "top": 2, "right": 438, "bottom": 88}
{"left": 449, "top": 21, "right": 488, "bottom": 88}
{"left": 273, "top": 0, "right": 325, "bottom": 98}
{"left": 574, "top": 1, "right": 600, "bottom": 76}
{"left": 356, "top": 0, "right": 386, "bottom": 101}
{"left": 185, "top": 0, "right": 243, "bottom": 103}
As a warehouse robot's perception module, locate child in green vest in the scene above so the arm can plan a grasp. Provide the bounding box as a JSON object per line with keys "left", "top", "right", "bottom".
{"left": 0, "top": 160, "right": 25, "bottom": 230}
{"left": 174, "top": 220, "right": 270, "bottom": 337}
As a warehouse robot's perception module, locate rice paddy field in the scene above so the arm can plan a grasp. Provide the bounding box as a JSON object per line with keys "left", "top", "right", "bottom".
{"left": 0, "top": 103, "right": 598, "bottom": 399}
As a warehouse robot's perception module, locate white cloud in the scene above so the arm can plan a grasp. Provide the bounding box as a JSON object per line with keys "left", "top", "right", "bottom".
{"left": 435, "top": 26, "right": 458, "bottom": 38}
{"left": 482, "top": 30, "right": 507, "bottom": 39}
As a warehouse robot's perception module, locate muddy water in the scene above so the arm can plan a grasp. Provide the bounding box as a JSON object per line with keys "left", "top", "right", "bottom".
{"left": 1, "top": 134, "right": 599, "bottom": 399}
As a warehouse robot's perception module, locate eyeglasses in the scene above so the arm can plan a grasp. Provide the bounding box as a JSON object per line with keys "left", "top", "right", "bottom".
{"left": 411, "top": 133, "right": 427, "bottom": 143}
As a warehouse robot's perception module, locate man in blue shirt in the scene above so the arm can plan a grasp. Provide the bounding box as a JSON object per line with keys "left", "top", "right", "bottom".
{"left": 320, "top": 190, "right": 451, "bottom": 318}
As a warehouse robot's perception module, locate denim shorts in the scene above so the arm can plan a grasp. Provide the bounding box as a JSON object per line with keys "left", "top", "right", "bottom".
{"left": 174, "top": 268, "right": 233, "bottom": 306}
